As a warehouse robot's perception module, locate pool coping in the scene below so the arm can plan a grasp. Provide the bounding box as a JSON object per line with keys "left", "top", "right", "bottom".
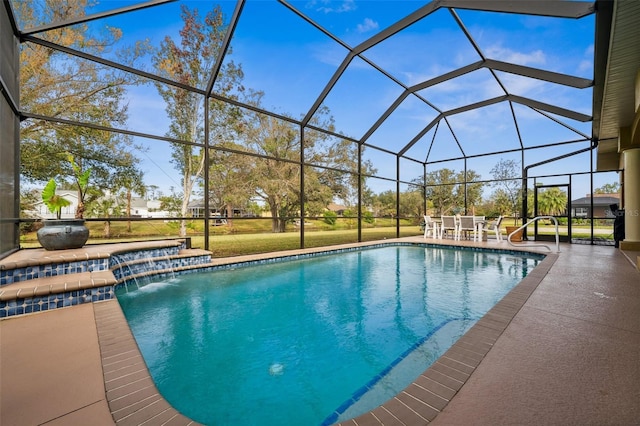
{"left": 92, "top": 239, "right": 555, "bottom": 425}
{"left": 334, "top": 249, "right": 557, "bottom": 425}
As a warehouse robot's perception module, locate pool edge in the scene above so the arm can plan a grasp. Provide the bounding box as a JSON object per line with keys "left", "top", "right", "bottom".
{"left": 99, "top": 238, "right": 554, "bottom": 425}
{"left": 332, "top": 251, "right": 558, "bottom": 425}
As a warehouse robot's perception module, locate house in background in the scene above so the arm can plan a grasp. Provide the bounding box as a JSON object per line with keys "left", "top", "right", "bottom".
{"left": 327, "top": 203, "right": 348, "bottom": 216}
{"left": 571, "top": 193, "right": 620, "bottom": 218}
{"left": 187, "top": 201, "right": 259, "bottom": 221}
{"left": 32, "top": 190, "right": 78, "bottom": 219}
{"left": 129, "top": 198, "right": 167, "bottom": 218}
{"left": 30, "top": 191, "right": 170, "bottom": 219}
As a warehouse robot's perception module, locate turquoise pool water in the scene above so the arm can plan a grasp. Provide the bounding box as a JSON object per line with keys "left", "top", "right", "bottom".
{"left": 116, "top": 245, "right": 541, "bottom": 425}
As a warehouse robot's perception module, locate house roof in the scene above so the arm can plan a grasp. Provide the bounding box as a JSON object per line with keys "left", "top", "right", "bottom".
{"left": 129, "top": 198, "right": 149, "bottom": 209}
{"left": 33, "top": 190, "right": 78, "bottom": 207}
{"left": 571, "top": 195, "right": 619, "bottom": 207}
{"left": 327, "top": 203, "right": 348, "bottom": 212}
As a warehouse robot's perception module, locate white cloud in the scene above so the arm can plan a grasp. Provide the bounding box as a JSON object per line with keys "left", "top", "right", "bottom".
{"left": 578, "top": 59, "right": 593, "bottom": 74}
{"left": 356, "top": 18, "right": 379, "bottom": 34}
{"left": 485, "top": 45, "right": 546, "bottom": 67}
{"left": 307, "top": 0, "right": 356, "bottom": 14}
{"left": 499, "top": 73, "right": 545, "bottom": 97}
{"left": 584, "top": 44, "right": 594, "bottom": 56}
{"left": 578, "top": 44, "right": 594, "bottom": 74}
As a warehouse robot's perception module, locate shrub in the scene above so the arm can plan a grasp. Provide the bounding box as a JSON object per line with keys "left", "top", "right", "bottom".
{"left": 363, "top": 211, "right": 375, "bottom": 224}
{"left": 323, "top": 210, "right": 337, "bottom": 225}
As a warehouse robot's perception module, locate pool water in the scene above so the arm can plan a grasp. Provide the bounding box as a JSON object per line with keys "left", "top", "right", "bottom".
{"left": 116, "top": 245, "right": 541, "bottom": 425}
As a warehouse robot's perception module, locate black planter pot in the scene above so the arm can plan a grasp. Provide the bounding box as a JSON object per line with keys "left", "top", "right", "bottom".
{"left": 36, "top": 219, "right": 90, "bottom": 250}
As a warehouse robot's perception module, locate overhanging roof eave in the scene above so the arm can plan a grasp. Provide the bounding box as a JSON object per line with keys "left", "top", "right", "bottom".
{"left": 441, "top": 0, "right": 595, "bottom": 19}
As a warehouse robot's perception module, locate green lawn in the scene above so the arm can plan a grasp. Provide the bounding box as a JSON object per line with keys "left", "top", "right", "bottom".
{"left": 19, "top": 218, "right": 421, "bottom": 257}
{"left": 20, "top": 218, "right": 614, "bottom": 257}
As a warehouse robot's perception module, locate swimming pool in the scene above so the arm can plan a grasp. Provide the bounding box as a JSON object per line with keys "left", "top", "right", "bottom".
{"left": 116, "top": 244, "right": 542, "bottom": 425}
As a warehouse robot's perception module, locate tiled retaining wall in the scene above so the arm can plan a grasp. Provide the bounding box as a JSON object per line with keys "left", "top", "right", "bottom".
{"left": 0, "top": 257, "right": 110, "bottom": 286}
{"left": 1, "top": 286, "right": 114, "bottom": 318}
{"left": 1, "top": 242, "right": 203, "bottom": 319}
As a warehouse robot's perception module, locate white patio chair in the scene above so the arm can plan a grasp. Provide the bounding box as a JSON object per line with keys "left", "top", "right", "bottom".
{"left": 458, "top": 216, "right": 476, "bottom": 240}
{"left": 440, "top": 215, "right": 459, "bottom": 240}
{"left": 423, "top": 215, "right": 438, "bottom": 239}
{"left": 487, "top": 215, "right": 504, "bottom": 241}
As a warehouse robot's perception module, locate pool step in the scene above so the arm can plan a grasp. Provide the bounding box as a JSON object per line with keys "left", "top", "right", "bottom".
{"left": 0, "top": 270, "right": 117, "bottom": 317}
{"left": 111, "top": 249, "right": 212, "bottom": 286}
{"left": 0, "top": 242, "right": 213, "bottom": 318}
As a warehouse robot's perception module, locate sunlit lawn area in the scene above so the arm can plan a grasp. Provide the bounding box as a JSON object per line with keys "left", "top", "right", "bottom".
{"left": 20, "top": 218, "right": 613, "bottom": 257}
{"left": 19, "top": 217, "right": 422, "bottom": 256}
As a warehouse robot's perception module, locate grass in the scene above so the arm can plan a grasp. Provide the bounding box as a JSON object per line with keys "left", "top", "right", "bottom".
{"left": 20, "top": 218, "right": 614, "bottom": 257}
{"left": 203, "top": 227, "right": 417, "bottom": 257}
{"left": 19, "top": 218, "right": 420, "bottom": 257}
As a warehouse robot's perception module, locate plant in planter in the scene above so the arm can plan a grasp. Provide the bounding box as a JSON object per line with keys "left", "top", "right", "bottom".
{"left": 41, "top": 178, "right": 72, "bottom": 219}
{"left": 68, "top": 153, "right": 91, "bottom": 219}
{"left": 36, "top": 154, "right": 91, "bottom": 250}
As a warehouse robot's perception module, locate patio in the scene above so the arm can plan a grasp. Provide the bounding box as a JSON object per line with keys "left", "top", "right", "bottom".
{"left": 1, "top": 238, "right": 638, "bottom": 425}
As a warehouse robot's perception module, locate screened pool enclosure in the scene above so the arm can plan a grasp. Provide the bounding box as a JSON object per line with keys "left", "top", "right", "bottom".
{"left": 2, "top": 0, "right": 638, "bottom": 258}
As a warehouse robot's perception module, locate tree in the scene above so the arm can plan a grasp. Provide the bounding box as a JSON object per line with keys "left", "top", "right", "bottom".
{"left": 88, "top": 196, "right": 124, "bottom": 238}
{"left": 374, "top": 190, "right": 396, "bottom": 218}
{"left": 17, "top": 0, "right": 149, "bottom": 200}
{"left": 537, "top": 187, "right": 568, "bottom": 216}
{"left": 235, "top": 93, "right": 369, "bottom": 232}
{"left": 207, "top": 145, "right": 258, "bottom": 228}
{"left": 399, "top": 190, "right": 423, "bottom": 221}
{"left": 320, "top": 138, "right": 376, "bottom": 209}
{"left": 158, "top": 191, "right": 183, "bottom": 217}
{"left": 112, "top": 168, "right": 146, "bottom": 232}
{"left": 417, "top": 168, "right": 483, "bottom": 216}
{"left": 460, "top": 170, "right": 484, "bottom": 214}
{"left": 423, "top": 169, "right": 458, "bottom": 215}
{"left": 146, "top": 185, "right": 160, "bottom": 200}
{"left": 490, "top": 159, "right": 522, "bottom": 224}
{"left": 237, "top": 109, "right": 303, "bottom": 232}
{"left": 595, "top": 182, "right": 620, "bottom": 194}
{"left": 153, "top": 4, "right": 244, "bottom": 236}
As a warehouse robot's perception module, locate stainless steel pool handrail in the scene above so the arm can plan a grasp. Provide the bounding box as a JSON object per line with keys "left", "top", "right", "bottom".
{"left": 507, "top": 216, "right": 560, "bottom": 253}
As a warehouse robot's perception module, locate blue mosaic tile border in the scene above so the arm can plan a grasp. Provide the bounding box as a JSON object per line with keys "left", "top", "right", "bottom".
{"left": 0, "top": 285, "right": 114, "bottom": 318}
{"left": 1, "top": 241, "right": 546, "bottom": 318}
{"left": 114, "top": 242, "right": 546, "bottom": 291}
{"left": 111, "top": 253, "right": 211, "bottom": 281}
{"left": 109, "top": 246, "right": 182, "bottom": 269}
{"left": 321, "top": 316, "right": 473, "bottom": 426}
{"left": 179, "top": 242, "right": 545, "bottom": 273}
{"left": 0, "top": 258, "right": 110, "bottom": 286}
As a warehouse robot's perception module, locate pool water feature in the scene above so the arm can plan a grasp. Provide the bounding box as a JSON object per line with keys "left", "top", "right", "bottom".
{"left": 116, "top": 245, "right": 542, "bottom": 425}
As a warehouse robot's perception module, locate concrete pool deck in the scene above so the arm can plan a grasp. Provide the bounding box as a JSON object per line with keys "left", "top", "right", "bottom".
{"left": 1, "top": 238, "right": 639, "bottom": 425}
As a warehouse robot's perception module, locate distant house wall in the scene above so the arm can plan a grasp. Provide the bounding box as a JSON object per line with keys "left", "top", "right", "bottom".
{"left": 32, "top": 191, "right": 79, "bottom": 219}
{"left": 327, "top": 203, "right": 347, "bottom": 216}
{"left": 571, "top": 194, "right": 620, "bottom": 218}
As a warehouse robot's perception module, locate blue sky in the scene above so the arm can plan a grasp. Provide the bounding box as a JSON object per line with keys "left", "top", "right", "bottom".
{"left": 70, "top": 0, "right": 616, "bottom": 200}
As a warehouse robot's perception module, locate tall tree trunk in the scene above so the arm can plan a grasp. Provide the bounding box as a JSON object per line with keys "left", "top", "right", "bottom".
{"left": 126, "top": 190, "right": 132, "bottom": 232}
{"left": 104, "top": 218, "right": 111, "bottom": 238}
{"left": 180, "top": 197, "right": 189, "bottom": 237}
{"left": 226, "top": 204, "right": 233, "bottom": 227}
{"left": 268, "top": 199, "right": 282, "bottom": 233}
